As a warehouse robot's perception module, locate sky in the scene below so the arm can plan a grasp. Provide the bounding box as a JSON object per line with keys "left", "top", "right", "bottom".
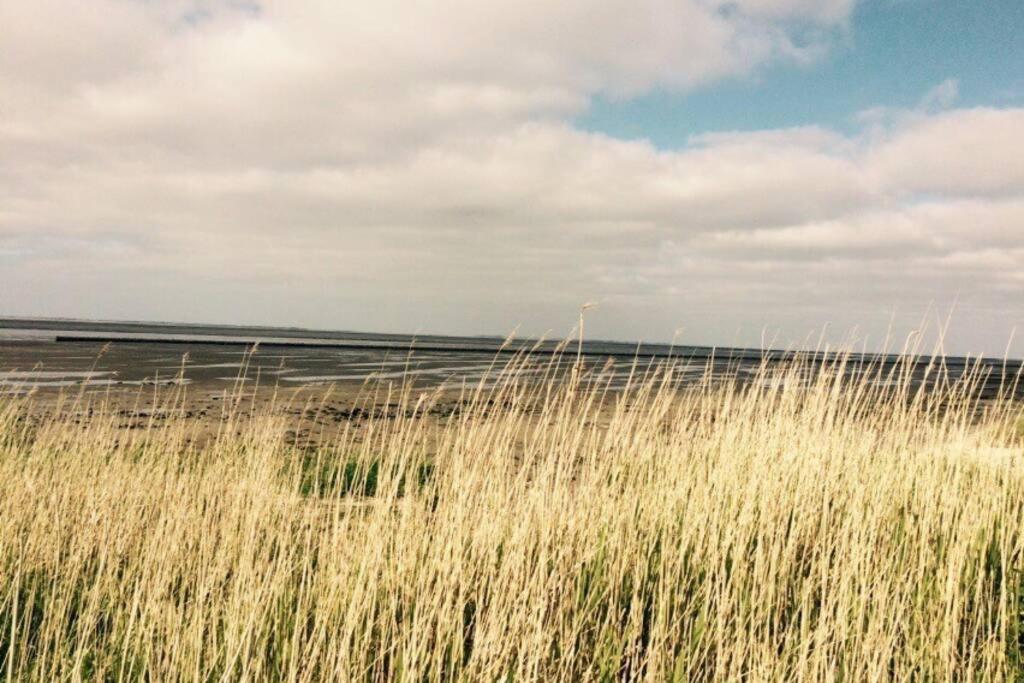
{"left": 2, "top": 0, "right": 1023, "bottom": 355}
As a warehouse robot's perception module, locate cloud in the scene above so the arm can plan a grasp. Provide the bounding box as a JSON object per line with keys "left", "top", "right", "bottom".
{"left": 867, "top": 108, "right": 1024, "bottom": 197}
{"left": 0, "top": 1, "right": 1021, "bottom": 354}
{"left": 1, "top": 0, "right": 857, "bottom": 161}
{"left": 918, "top": 78, "right": 960, "bottom": 111}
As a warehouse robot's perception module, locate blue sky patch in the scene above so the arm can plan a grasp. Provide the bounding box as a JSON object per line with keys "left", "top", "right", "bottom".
{"left": 576, "top": 0, "right": 1024, "bottom": 147}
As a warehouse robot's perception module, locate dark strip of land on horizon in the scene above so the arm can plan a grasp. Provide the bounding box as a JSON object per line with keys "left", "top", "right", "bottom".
{"left": 2, "top": 316, "right": 1022, "bottom": 370}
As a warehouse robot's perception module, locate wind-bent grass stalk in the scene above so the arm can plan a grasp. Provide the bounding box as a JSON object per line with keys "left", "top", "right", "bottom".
{"left": 0, "top": 350, "right": 1022, "bottom": 680}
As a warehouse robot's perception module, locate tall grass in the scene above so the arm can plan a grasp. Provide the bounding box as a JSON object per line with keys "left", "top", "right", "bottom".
{"left": 1, "top": 351, "right": 1023, "bottom": 681}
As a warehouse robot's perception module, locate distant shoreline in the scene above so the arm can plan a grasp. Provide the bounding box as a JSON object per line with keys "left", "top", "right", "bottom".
{"left": 2, "top": 316, "right": 1022, "bottom": 367}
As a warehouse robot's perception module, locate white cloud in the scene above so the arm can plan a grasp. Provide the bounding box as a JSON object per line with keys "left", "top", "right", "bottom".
{"left": 868, "top": 108, "right": 1024, "bottom": 197}
{"left": 918, "top": 78, "right": 960, "bottom": 111}
{"left": 0, "top": 0, "right": 856, "bottom": 161}
{"left": 0, "top": 1, "right": 1022, "bottom": 354}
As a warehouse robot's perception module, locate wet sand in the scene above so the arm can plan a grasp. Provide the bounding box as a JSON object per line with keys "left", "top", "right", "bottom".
{"left": 2, "top": 330, "right": 1021, "bottom": 446}
{"left": 0, "top": 339, "right": 629, "bottom": 448}
{"left": 0, "top": 337, "right": 717, "bottom": 401}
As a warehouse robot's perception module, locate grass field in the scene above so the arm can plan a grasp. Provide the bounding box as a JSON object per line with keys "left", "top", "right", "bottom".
{"left": 1, "top": 350, "right": 1023, "bottom": 681}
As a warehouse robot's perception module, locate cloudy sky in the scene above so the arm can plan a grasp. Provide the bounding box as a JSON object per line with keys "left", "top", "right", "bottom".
{"left": 2, "top": 0, "right": 1023, "bottom": 354}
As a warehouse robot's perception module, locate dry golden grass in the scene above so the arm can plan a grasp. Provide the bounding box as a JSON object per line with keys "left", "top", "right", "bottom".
{"left": 1, "top": 352, "right": 1023, "bottom": 681}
